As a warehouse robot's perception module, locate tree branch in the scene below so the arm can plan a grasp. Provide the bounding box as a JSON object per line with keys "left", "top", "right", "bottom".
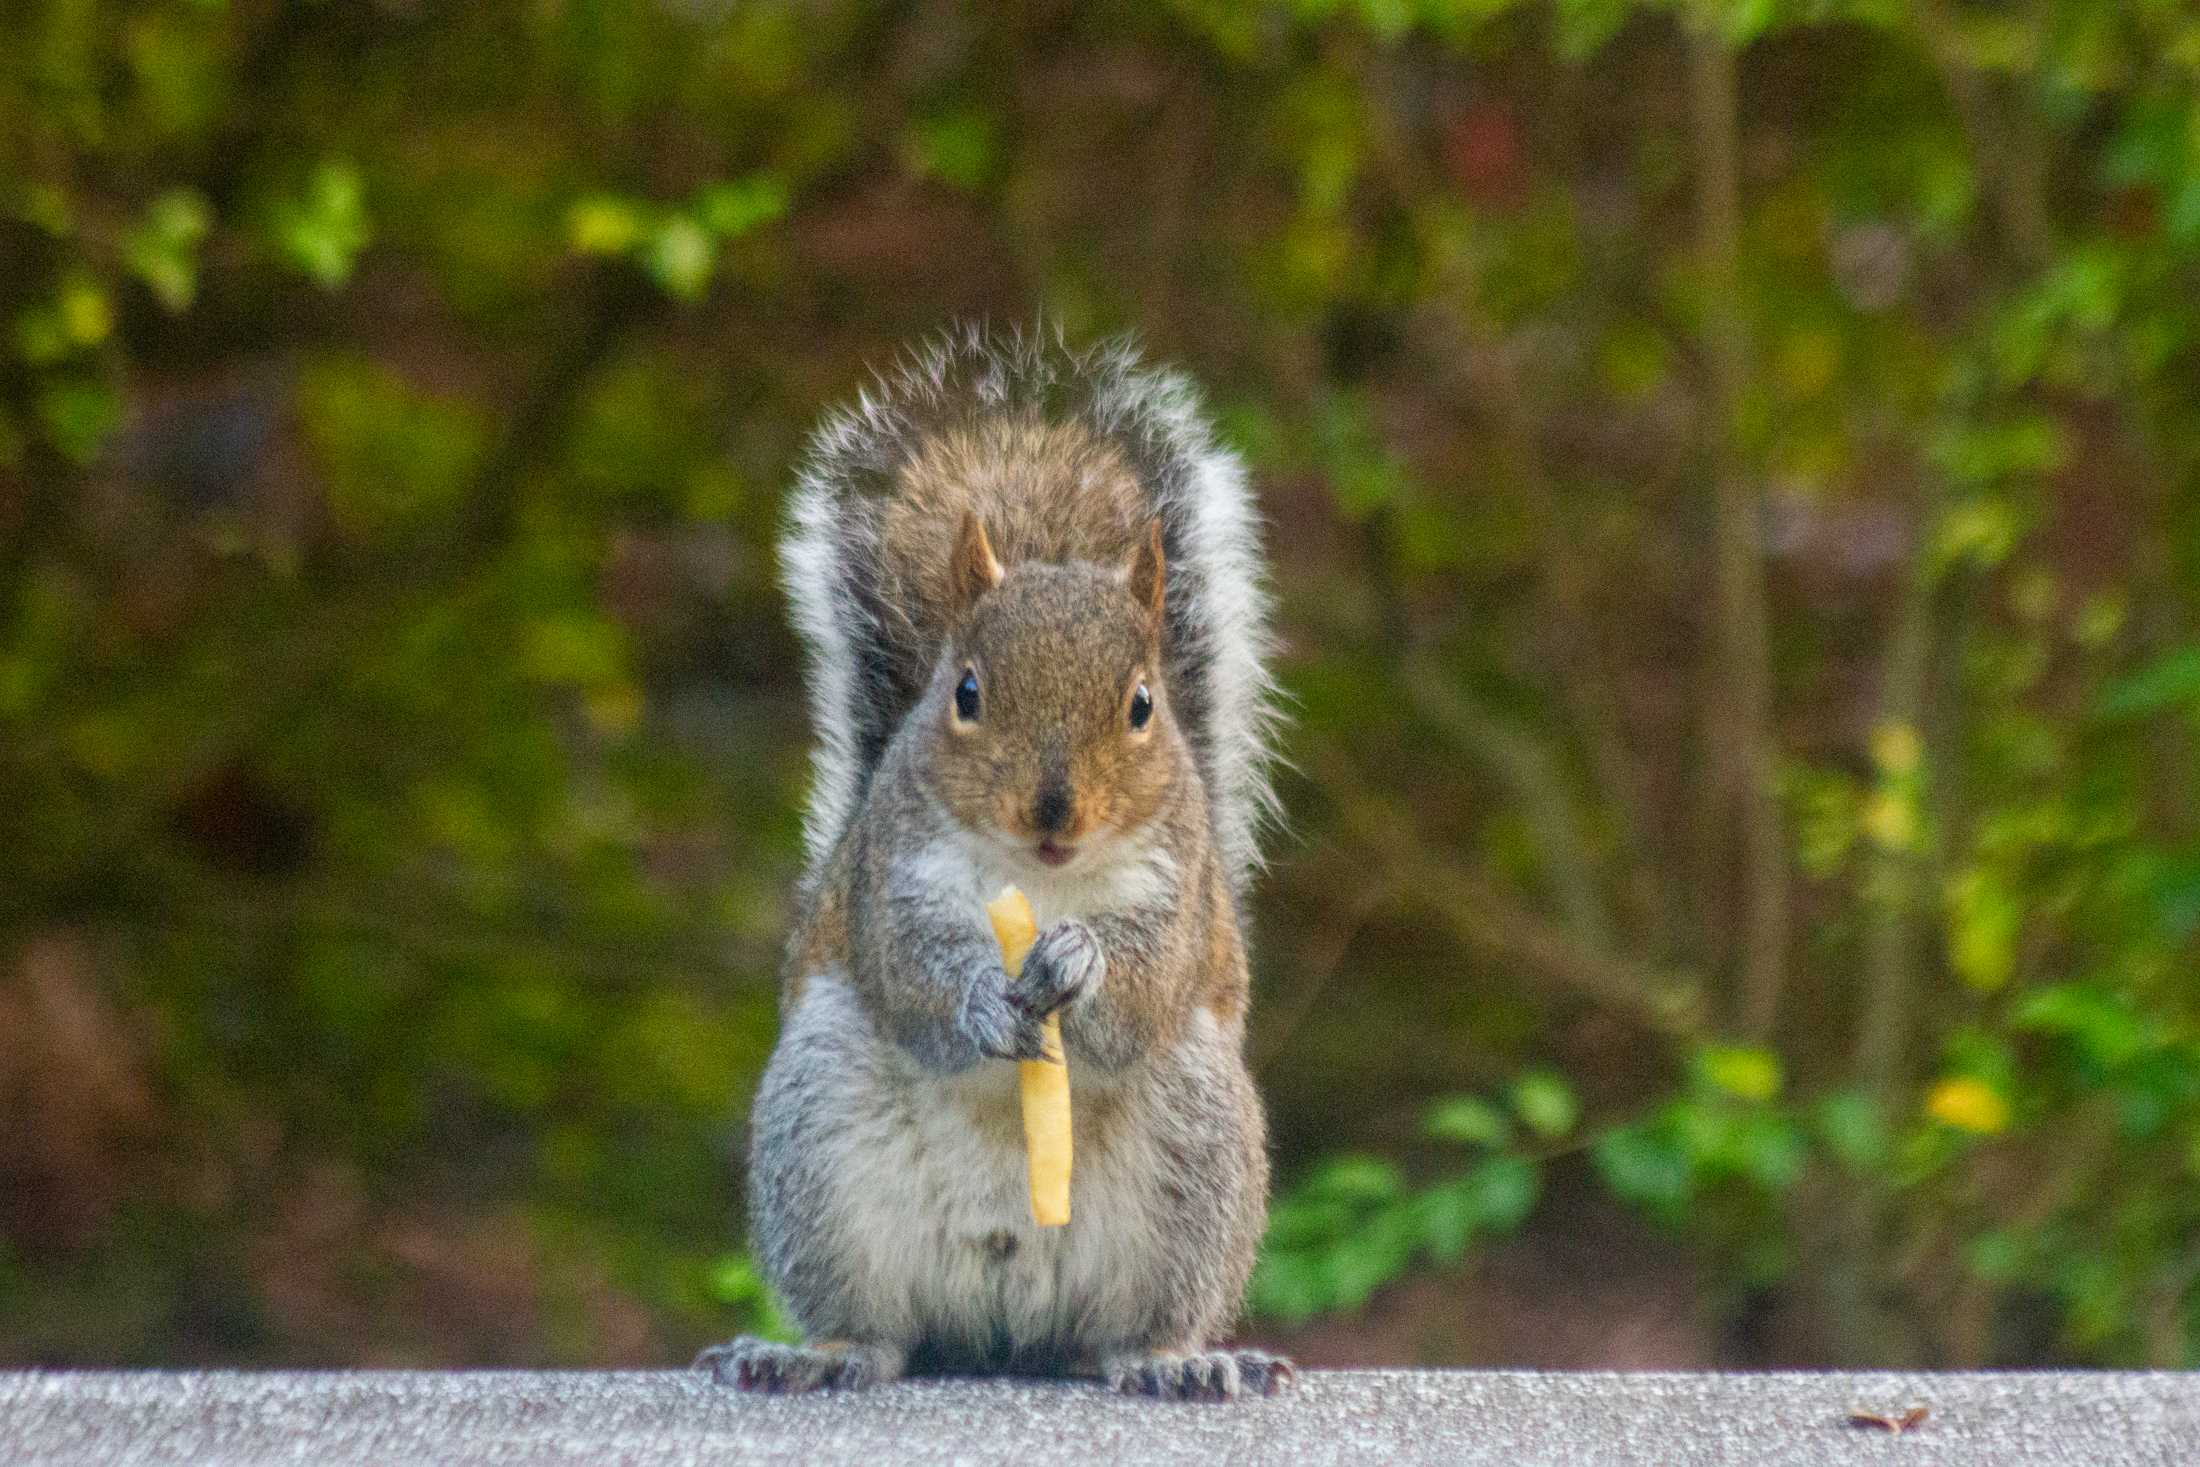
{"left": 1316, "top": 748, "right": 1704, "bottom": 1039}
{"left": 1402, "top": 657, "right": 1616, "bottom": 956}
{"left": 1856, "top": 500, "right": 1939, "bottom": 1113}
{"left": 1358, "top": 94, "right": 1672, "bottom": 959}
{"left": 1686, "top": 19, "right": 1789, "bottom": 1041}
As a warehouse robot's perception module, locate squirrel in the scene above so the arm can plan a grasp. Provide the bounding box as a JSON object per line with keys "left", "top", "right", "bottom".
{"left": 696, "top": 327, "right": 1289, "bottom": 1402}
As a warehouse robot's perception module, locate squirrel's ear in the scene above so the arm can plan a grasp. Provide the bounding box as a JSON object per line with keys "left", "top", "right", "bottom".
{"left": 947, "top": 509, "right": 1005, "bottom": 617}
{"left": 1128, "top": 518, "right": 1167, "bottom": 630}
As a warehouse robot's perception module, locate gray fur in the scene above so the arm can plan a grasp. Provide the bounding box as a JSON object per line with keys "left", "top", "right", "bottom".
{"left": 739, "top": 967, "right": 1266, "bottom": 1379}
{"left": 732, "top": 711, "right": 1266, "bottom": 1375}
{"left": 718, "top": 335, "right": 1283, "bottom": 1401}
{"left": 779, "top": 325, "right": 1283, "bottom": 899}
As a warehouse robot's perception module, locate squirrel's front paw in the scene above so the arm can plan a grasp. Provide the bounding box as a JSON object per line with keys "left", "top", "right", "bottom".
{"left": 960, "top": 972, "right": 1042, "bottom": 1062}
{"left": 1015, "top": 919, "right": 1102, "bottom": 1019}
{"left": 964, "top": 919, "right": 1100, "bottom": 1063}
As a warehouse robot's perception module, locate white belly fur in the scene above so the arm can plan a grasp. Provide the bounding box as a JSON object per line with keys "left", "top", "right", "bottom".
{"left": 795, "top": 974, "right": 1184, "bottom": 1361}
{"left": 787, "top": 828, "right": 1201, "bottom": 1361}
{"left": 905, "top": 820, "right": 1180, "bottom": 938}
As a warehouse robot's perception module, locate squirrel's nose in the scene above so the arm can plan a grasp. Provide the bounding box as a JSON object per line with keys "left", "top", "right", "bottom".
{"left": 1033, "top": 783, "right": 1072, "bottom": 836}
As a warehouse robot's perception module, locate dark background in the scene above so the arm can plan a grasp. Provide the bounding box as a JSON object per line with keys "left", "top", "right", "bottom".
{"left": 5, "top": 0, "right": 2200, "bottom": 1371}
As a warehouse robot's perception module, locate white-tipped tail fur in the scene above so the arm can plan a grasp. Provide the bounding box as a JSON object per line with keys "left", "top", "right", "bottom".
{"left": 778, "top": 325, "right": 1282, "bottom": 896}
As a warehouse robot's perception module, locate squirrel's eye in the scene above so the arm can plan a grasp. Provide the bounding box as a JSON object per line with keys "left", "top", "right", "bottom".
{"left": 1128, "top": 682, "right": 1153, "bottom": 730}
{"left": 954, "top": 669, "right": 981, "bottom": 722}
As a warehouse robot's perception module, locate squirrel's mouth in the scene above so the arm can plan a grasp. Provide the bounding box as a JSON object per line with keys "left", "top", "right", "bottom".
{"left": 1033, "top": 839, "right": 1076, "bottom": 868}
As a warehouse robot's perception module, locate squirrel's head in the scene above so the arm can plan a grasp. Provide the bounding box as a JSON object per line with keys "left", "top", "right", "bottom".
{"left": 925, "top": 511, "right": 1180, "bottom": 872}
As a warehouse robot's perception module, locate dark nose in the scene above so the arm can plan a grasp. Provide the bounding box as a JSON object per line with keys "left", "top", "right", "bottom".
{"left": 1034, "top": 782, "right": 1072, "bottom": 836}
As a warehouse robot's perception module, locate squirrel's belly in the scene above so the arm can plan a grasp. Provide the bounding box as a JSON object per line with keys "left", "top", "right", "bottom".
{"left": 839, "top": 1057, "right": 1171, "bottom": 1363}
{"left": 769, "top": 981, "right": 1160, "bottom": 1358}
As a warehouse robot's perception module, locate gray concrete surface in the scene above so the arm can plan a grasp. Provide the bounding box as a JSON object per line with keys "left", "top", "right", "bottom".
{"left": 1, "top": 1368, "right": 2193, "bottom": 1466}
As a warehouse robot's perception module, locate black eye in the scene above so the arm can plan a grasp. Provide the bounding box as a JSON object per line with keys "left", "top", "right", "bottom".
{"left": 955, "top": 668, "right": 981, "bottom": 722}
{"left": 1129, "top": 682, "right": 1152, "bottom": 730}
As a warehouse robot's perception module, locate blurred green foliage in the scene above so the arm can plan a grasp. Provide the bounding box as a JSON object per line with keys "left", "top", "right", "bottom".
{"left": 6, "top": 0, "right": 2200, "bottom": 1369}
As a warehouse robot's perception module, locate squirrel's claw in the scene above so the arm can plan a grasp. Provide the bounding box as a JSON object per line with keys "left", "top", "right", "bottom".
{"left": 974, "top": 1006, "right": 1054, "bottom": 1063}
{"left": 1013, "top": 919, "right": 1102, "bottom": 1018}
{"left": 1103, "top": 1348, "right": 1295, "bottom": 1402}
{"left": 697, "top": 1337, "right": 904, "bottom": 1394}
{"left": 962, "top": 983, "right": 1044, "bottom": 1063}
{"left": 966, "top": 919, "right": 1101, "bottom": 1062}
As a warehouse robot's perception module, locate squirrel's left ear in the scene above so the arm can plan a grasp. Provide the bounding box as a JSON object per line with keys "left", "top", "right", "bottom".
{"left": 947, "top": 509, "right": 1006, "bottom": 619}
{"left": 1128, "top": 519, "right": 1166, "bottom": 631}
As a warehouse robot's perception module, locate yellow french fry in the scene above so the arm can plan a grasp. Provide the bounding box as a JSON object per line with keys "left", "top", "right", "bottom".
{"left": 985, "top": 886, "right": 1071, "bottom": 1227}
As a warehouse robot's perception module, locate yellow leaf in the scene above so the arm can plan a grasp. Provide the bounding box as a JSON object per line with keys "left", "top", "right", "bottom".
{"left": 59, "top": 279, "right": 113, "bottom": 347}
{"left": 1776, "top": 328, "right": 1841, "bottom": 400}
{"left": 1947, "top": 868, "right": 2018, "bottom": 991}
{"left": 566, "top": 196, "right": 645, "bottom": 256}
{"left": 1870, "top": 722, "right": 1922, "bottom": 777}
{"left": 1862, "top": 790, "right": 1917, "bottom": 852}
{"left": 583, "top": 681, "right": 644, "bottom": 736}
{"left": 1698, "top": 1045, "right": 1783, "bottom": 1102}
{"left": 1924, "top": 1076, "right": 2009, "bottom": 1135}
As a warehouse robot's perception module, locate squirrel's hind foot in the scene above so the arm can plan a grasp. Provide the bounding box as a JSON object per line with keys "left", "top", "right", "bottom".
{"left": 1103, "top": 1348, "right": 1295, "bottom": 1402}
{"left": 695, "top": 1337, "right": 905, "bottom": 1394}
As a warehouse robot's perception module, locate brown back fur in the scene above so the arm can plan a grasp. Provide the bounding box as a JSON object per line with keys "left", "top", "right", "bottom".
{"left": 878, "top": 413, "right": 1151, "bottom": 665}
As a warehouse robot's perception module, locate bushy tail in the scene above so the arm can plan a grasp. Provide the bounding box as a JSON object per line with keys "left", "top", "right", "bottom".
{"left": 780, "top": 325, "right": 1281, "bottom": 897}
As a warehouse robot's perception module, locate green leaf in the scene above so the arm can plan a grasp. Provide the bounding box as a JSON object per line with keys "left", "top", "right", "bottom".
{"left": 906, "top": 110, "right": 1000, "bottom": 191}
{"left": 696, "top": 174, "right": 788, "bottom": 239}
{"left": 1510, "top": 1071, "right": 1578, "bottom": 1139}
{"left": 644, "top": 216, "right": 715, "bottom": 301}
{"left": 1305, "top": 1155, "right": 1406, "bottom": 1204}
{"left": 1693, "top": 1045, "right": 1784, "bottom": 1103}
{"left": 1722, "top": 0, "right": 1777, "bottom": 45}
{"left": 1325, "top": 1205, "right": 1421, "bottom": 1308}
{"left": 706, "top": 1254, "right": 795, "bottom": 1340}
{"left": 55, "top": 276, "right": 111, "bottom": 347}
{"left": 1552, "top": 0, "right": 1628, "bottom": 58}
{"left": 123, "top": 189, "right": 213, "bottom": 312}
{"left": 2098, "top": 647, "right": 2200, "bottom": 720}
{"left": 1461, "top": 1154, "right": 1540, "bottom": 1232}
{"left": 2111, "top": 1049, "right": 2197, "bottom": 1139}
{"left": 522, "top": 613, "right": 627, "bottom": 688}
{"left": 1314, "top": 393, "right": 1406, "bottom": 518}
{"left": 566, "top": 194, "right": 647, "bottom": 255}
{"left": 297, "top": 357, "right": 486, "bottom": 536}
{"left": 1964, "top": 1229, "right": 2028, "bottom": 1286}
{"left": 1416, "top": 1181, "right": 1478, "bottom": 1262}
{"left": 271, "top": 160, "right": 371, "bottom": 288}
{"left": 1946, "top": 866, "right": 2021, "bottom": 991}
{"left": 1424, "top": 1095, "right": 1512, "bottom": 1148}
{"left": 35, "top": 378, "right": 122, "bottom": 465}
{"left": 707, "top": 1252, "right": 766, "bottom": 1307}
{"left": 1593, "top": 1122, "right": 1691, "bottom": 1221}
{"left": 1729, "top": 1111, "right": 1806, "bottom": 1191}
{"left": 2011, "top": 984, "right": 2152, "bottom": 1069}
{"left": 13, "top": 305, "right": 69, "bottom": 365}
{"left": 1812, "top": 1091, "right": 1888, "bottom": 1171}
{"left": 1247, "top": 1251, "right": 1328, "bottom": 1324}
{"left": 1351, "top": 0, "right": 1414, "bottom": 43}
{"left": 2150, "top": 851, "right": 2200, "bottom": 943}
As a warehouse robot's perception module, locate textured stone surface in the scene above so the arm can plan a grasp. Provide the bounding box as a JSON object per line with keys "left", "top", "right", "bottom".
{"left": 1, "top": 1368, "right": 2194, "bottom": 1466}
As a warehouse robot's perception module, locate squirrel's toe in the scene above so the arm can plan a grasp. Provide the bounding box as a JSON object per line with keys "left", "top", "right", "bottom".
{"left": 1232, "top": 1349, "right": 1296, "bottom": 1397}
{"left": 696, "top": 1338, "right": 899, "bottom": 1394}
{"left": 1105, "top": 1348, "right": 1290, "bottom": 1402}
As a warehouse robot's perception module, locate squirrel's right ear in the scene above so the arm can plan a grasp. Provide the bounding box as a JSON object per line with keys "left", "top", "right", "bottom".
{"left": 1128, "top": 518, "right": 1166, "bottom": 630}
{"left": 947, "top": 509, "right": 1006, "bottom": 618}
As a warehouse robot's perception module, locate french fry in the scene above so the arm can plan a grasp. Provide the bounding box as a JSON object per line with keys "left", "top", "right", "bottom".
{"left": 985, "top": 885, "right": 1071, "bottom": 1227}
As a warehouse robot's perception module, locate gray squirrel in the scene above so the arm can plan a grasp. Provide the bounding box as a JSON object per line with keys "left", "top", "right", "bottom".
{"left": 698, "top": 328, "right": 1290, "bottom": 1401}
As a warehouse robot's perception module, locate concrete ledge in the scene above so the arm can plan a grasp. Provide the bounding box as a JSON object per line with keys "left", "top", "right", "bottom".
{"left": 2, "top": 1367, "right": 2193, "bottom": 1466}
